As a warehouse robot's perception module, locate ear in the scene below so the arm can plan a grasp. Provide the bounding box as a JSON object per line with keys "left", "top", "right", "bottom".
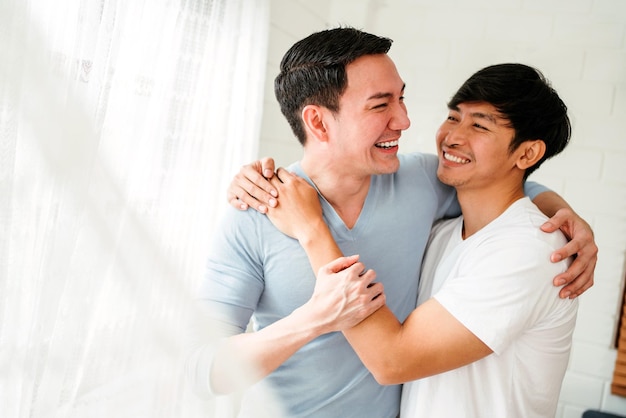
{"left": 302, "top": 105, "right": 330, "bottom": 143}
{"left": 516, "top": 139, "right": 546, "bottom": 170}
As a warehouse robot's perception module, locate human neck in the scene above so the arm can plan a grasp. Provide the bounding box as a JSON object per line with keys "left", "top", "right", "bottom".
{"left": 457, "top": 183, "right": 525, "bottom": 239}
{"left": 301, "top": 157, "right": 371, "bottom": 229}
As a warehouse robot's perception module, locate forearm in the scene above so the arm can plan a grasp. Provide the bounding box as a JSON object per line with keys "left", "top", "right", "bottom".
{"left": 298, "top": 221, "right": 406, "bottom": 378}
{"left": 344, "top": 299, "right": 493, "bottom": 385}
{"left": 531, "top": 190, "right": 573, "bottom": 217}
{"left": 297, "top": 222, "right": 404, "bottom": 379}
{"left": 298, "top": 220, "right": 344, "bottom": 272}
{"left": 210, "top": 302, "right": 329, "bottom": 394}
{"left": 342, "top": 306, "right": 404, "bottom": 383}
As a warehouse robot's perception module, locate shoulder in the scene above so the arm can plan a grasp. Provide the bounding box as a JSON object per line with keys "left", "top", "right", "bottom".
{"left": 394, "top": 152, "right": 445, "bottom": 189}
{"left": 212, "top": 206, "right": 280, "bottom": 251}
{"left": 216, "top": 205, "right": 264, "bottom": 231}
{"left": 465, "top": 200, "right": 570, "bottom": 271}
{"left": 398, "top": 152, "right": 438, "bottom": 172}
{"left": 503, "top": 198, "right": 568, "bottom": 250}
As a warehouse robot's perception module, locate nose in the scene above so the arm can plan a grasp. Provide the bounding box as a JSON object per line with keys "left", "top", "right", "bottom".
{"left": 390, "top": 102, "right": 411, "bottom": 131}
{"left": 442, "top": 122, "right": 467, "bottom": 147}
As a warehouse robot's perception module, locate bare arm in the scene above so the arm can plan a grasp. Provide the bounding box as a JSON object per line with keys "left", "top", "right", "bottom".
{"left": 266, "top": 168, "right": 343, "bottom": 269}
{"left": 532, "top": 191, "right": 598, "bottom": 298}
{"left": 209, "top": 260, "right": 382, "bottom": 393}
{"left": 207, "top": 307, "right": 328, "bottom": 394}
{"left": 265, "top": 168, "right": 492, "bottom": 384}
{"left": 228, "top": 161, "right": 597, "bottom": 299}
{"left": 207, "top": 168, "right": 385, "bottom": 394}
{"left": 205, "top": 255, "right": 383, "bottom": 395}
{"left": 343, "top": 298, "right": 492, "bottom": 384}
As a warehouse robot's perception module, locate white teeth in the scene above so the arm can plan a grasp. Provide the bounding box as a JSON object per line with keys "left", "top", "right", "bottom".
{"left": 375, "top": 140, "right": 399, "bottom": 149}
{"left": 444, "top": 152, "right": 469, "bottom": 164}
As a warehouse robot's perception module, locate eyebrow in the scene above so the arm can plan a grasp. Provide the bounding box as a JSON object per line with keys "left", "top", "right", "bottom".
{"left": 472, "top": 112, "right": 498, "bottom": 123}
{"left": 367, "top": 83, "right": 406, "bottom": 101}
{"left": 449, "top": 105, "right": 500, "bottom": 124}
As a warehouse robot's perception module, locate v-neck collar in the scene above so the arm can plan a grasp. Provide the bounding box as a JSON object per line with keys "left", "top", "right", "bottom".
{"left": 291, "top": 163, "right": 376, "bottom": 238}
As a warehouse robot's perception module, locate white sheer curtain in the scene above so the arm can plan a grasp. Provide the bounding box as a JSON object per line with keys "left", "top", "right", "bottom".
{"left": 0, "top": 0, "right": 272, "bottom": 416}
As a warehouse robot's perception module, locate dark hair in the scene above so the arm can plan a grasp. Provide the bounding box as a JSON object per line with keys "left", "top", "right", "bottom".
{"left": 448, "top": 63, "right": 571, "bottom": 178}
{"left": 274, "top": 27, "right": 393, "bottom": 145}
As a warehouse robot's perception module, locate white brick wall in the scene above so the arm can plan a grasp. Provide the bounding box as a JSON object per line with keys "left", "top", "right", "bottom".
{"left": 262, "top": 0, "right": 626, "bottom": 415}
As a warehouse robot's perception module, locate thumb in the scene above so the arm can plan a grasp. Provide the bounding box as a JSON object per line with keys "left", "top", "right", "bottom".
{"left": 261, "top": 157, "right": 276, "bottom": 178}
{"left": 275, "top": 167, "right": 296, "bottom": 183}
{"left": 322, "top": 255, "right": 360, "bottom": 274}
{"left": 540, "top": 219, "right": 559, "bottom": 233}
{"left": 541, "top": 210, "right": 568, "bottom": 233}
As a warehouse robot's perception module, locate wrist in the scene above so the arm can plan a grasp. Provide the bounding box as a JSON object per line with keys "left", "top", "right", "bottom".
{"left": 296, "top": 217, "right": 328, "bottom": 246}
{"left": 293, "top": 300, "right": 332, "bottom": 336}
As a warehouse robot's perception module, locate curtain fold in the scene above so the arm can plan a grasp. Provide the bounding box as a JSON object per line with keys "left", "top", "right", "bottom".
{"left": 0, "top": 0, "right": 270, "bottom": 416}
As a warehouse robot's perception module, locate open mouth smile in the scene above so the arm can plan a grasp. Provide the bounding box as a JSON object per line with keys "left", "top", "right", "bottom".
{"left": 443, "top": 151, "right": 470, "bottom": 164}
{"left": 375, "top": 140, "right": 399, "bottom": 149}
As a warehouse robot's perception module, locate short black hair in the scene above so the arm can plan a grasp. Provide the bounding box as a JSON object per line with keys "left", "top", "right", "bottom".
{"left": 275, "top": 27, "right": 393, "bottom": 145}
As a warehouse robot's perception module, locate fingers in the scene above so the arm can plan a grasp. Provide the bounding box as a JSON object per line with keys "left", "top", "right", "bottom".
{"left": 364, "top": 278, "right": 385, "bottom": 302}
{"left": 260, "top": 157, "right": 276, "bottom": 179}
{"left": 552, "top": 243, "right": 598, "bottom": 299}
{"left": 274, "top": 167, "right": 296, "bottom": 183}
{"left": 554, "top": 252, "right": 597, "bottom": 298}
{"left": 228, "top": 191, "right": 249, "bottom": 210}
{"left": 270, "top": 168, "right": 303, "bottom": 198}
{"left": 555, "top": 267, "right": 595, "bottom": 299}
{"left": 229, "top": 163, "right": 279, "bottom": 213}
{"left": 348, "top": 264, "right": 384, "bottom": 303}
{"left": 550, "top": 239, "right": 580, "bottom": 264}
{"left": 540, "top": 208, "right": 572, "bottom": 234}
{"left": 540, "top": 220, "right": 558, "bottom": 233}
{"left": 354, "top": 273, "right": 385, "bottom": 321}
{"left": 320, "top": 256, "right": 382, "bottom": 299}
{"left": 550, "top": 233, "right": 598, "bottom": 264}
{"left": 322, "top": 255, "right": 361, "bottom": 274}
{"left": 269, "top": 168, "right": 289, "bottom": 187}
{"left": 550, "top": 222, "right": 598, "bottom": 299}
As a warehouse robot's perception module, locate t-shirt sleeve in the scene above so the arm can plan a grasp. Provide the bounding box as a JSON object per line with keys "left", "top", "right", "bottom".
{"left": 199, "top": 208, "right": 265, "bottom": 328}
{"left": 523, "top": 180, "right": 551, "bottom": 200}
{"left": 186, "top": 208, "right": 265, "bottom": 396}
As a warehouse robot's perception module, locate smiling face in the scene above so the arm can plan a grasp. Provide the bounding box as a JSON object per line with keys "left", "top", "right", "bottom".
{"left": 323, "top": 54, "right": 410, "bottom": 177}
{"left": 436, "top": 101, "right": 526, "bottom": 193}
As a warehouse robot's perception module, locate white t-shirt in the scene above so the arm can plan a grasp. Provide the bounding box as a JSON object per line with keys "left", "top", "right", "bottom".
{"left": 400, "top": 197, "right": 578, "bottom": 418}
